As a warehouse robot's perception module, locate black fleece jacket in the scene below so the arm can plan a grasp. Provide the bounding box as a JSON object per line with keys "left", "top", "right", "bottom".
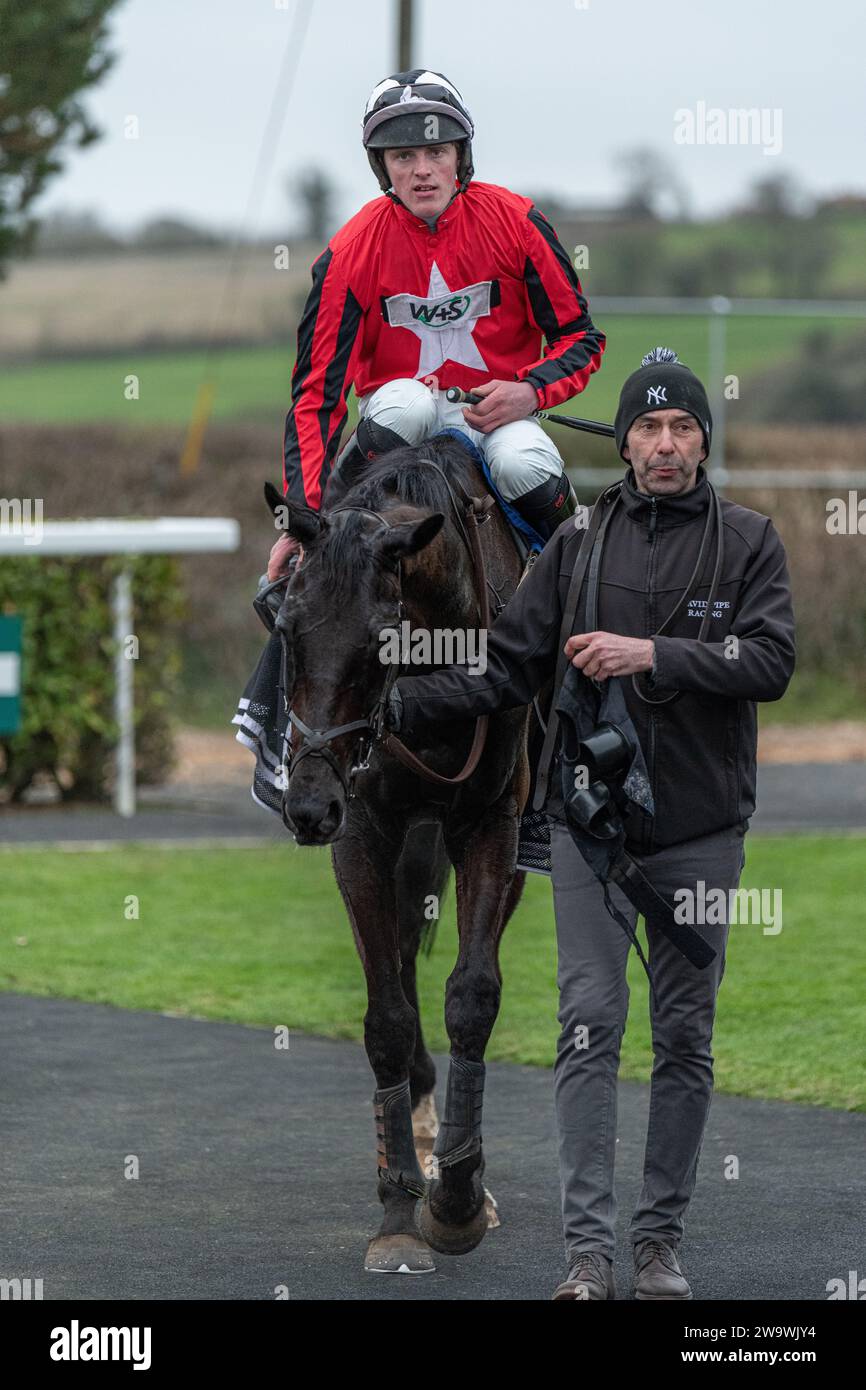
{"left": 395, "top": 467, "right": 796, "bottom": 851}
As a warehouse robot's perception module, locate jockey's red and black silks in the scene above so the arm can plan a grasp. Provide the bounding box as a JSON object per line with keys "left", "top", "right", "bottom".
{"left": 282, "top": 183, "right": 606, "bottom": 509}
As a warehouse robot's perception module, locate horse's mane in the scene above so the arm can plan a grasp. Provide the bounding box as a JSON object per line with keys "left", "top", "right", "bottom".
{"left": 318, "top": 435, "right": 484, "bottom": 595}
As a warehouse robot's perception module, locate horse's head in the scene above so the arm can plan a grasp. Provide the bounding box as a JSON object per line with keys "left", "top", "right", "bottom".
{"left": 264, "top": 481, "right": 444, "bottom": 844}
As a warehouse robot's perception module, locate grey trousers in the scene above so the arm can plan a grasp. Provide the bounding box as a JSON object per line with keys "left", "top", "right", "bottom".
{"left": 549, "top": 819, "right": 747, "bottom": 1264}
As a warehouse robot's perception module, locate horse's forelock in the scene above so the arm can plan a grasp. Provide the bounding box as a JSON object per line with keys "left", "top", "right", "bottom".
{"left": 347, "top": 436, "right": 476, "bottom": 515}
{"left": 318, "top": 509, "right": 383, "bottom": 598}
{"left": 318, "top": 437, "right": 478, "bottom": 593}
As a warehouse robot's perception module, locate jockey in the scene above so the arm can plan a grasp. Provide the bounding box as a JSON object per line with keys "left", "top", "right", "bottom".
{"left": 267, "top": 67, "right": 606, "bottom": 583}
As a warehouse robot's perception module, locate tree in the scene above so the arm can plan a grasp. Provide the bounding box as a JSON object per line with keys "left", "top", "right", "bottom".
{"left": 289, "top": 166, "right": 338, "bottom": 243}
{"left": 0, "top": 0, "right": 120, "bottom": 279}
{"left": 31, "top": 206, "right": 122, "bottom": 255}
{"left": 613, "top": 146, "right": 691, "bottom": 221}
{"left": 134, "top": 216, "right": 224, "bottom": 251}
{"left": 740, "top": 173, "right": 829, "bottom": 296}
{"left": 743, "top": 172, "right": 805, "bottom": 220}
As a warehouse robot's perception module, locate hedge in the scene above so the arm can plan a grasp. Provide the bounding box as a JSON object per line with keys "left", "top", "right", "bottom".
{"left": 0, "top": 554, "right": 184, "bottom": 802}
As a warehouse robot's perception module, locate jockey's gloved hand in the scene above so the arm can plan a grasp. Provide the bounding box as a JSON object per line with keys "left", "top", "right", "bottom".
{"left": 383, "top": 685, "right": 404, "bottom": 733}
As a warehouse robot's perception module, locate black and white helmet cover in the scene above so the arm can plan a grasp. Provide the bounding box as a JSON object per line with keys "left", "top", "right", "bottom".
{"left": 362, "top": 69, "right": 474, "bottom": 194}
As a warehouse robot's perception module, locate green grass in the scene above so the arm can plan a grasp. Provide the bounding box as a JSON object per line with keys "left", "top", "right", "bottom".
{"left": 1, "top": 834, "right": 862, "bottom": 1110}
{"left": 758, "top": 671, "right": 866, "bottom": 725}
{"left": 0, "top": 347, "right": 290, "bottom": 426}
{"left": 1, "top": 314, "right": 860, "bottom": 428}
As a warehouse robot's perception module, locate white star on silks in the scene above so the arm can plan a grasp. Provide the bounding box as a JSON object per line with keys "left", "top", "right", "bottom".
{"left": 409, "top": 262, "right": 490, "bottom": 379}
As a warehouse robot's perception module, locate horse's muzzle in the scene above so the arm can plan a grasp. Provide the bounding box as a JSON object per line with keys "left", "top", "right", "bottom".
{"left": 282, "top": 789, "right": 347, "bottom": 845}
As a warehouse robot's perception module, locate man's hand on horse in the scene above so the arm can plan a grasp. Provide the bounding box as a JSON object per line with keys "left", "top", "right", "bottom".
{"left": 565, "top": 631, "right": 655, "bottom": 681}
{"left": 268, "top": 533, "right": 302, "bottom": 581}
{"left": 461, "top": 379, "right": 538, "bottom": 433}
{"left": 268, "top": 533, "right": 302, "bottom": 579}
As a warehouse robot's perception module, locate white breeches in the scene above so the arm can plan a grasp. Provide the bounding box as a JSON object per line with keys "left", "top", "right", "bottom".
{"left": 357, "top": 378, "right": 563, "bottom": 502}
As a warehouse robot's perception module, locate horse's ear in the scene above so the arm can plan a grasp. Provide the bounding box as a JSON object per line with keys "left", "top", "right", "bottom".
{"left": 378, "top": 512, "right": 445, "bottom": 564}
{"left": 263, "top": 482, "right": 325, "bottom": 546}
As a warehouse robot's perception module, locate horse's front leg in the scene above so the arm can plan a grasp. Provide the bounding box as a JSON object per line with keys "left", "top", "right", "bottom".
{"left": 419, "top": 793, "right": 521, "bottom": 1256}
{"left": 332, "top": 816, "right": 434, "bottom": 1275}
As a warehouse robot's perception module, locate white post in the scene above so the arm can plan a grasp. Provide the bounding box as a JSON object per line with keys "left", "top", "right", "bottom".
{"left": 113, "top": 568, "right": 135, "bottom": 818}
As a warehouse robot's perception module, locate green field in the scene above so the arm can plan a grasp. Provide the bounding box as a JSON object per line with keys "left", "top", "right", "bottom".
{"left": 1, "top": 313, "right": 859, "bottom": 428}
{"left": 1, "top": 833, "right": 862, "bottom": 1111}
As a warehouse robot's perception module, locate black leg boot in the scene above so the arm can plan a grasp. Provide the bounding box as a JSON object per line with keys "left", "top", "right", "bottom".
{"left": 511, "top": 472, "right": 577, "bottom": 543}
{"left": 322, "top": 430, "right": 368, "bottom": 508}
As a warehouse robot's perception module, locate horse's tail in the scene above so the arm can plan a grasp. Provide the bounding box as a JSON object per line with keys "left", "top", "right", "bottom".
{"left": 396, "top": 823, "right": 451, "bottom": 959}
{"left": 418, "top": 871, "right": 450, "bottom": 957}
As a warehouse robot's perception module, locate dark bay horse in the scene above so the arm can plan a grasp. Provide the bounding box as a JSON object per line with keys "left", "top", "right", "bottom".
{"left": 264, "top": 434, "right": 529, "bottom": 1273}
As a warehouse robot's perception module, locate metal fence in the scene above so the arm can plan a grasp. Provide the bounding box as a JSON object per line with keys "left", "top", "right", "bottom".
{"left": 576, "top": 295, "right": 866, "bottom": 490}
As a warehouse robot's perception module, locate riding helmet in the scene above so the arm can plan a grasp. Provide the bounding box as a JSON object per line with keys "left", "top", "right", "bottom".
{"left": 362, "top": 69, "right": 474, "bottom": 195}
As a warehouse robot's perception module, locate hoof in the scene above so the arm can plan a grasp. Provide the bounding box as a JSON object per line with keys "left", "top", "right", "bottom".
{"left": 364, "top": 1233, "right": 436, "bottom": 1275}
{"left": 483, "top": 1186, "right": 501, "bottom": 1230}
{"left": 418, "top": 1193, "right": 489, "bottom": 1255}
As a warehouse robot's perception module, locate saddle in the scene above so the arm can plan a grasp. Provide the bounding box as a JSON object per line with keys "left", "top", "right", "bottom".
{"left": 432, "top": 428, "right": 545, "bottom": 563}
{"left": 253, "top": 427, "right": 540, "bottom": 633}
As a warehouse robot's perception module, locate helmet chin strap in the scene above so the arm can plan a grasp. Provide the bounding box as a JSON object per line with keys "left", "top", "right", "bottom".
{"left": 367, "top": 142, "right": 473, "bottom": 202}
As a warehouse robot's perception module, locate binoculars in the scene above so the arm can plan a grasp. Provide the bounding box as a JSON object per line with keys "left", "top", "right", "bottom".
{"left": 563, "top": 722, "right": 631, "bottom": 840}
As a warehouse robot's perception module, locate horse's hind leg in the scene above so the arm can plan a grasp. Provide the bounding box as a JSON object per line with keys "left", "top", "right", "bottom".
{"left": 332, "top": 819, "right": 434, "bottom": 1275}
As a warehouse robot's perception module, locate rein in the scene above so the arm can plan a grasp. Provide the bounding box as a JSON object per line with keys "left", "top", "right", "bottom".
{"left": 277, "top": 467, "right": 495, "bottom": 821}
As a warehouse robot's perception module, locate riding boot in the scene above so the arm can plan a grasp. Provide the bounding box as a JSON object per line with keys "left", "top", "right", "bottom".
{"left": 322, "top": 430, "right": 368, "bottom": 508}
{"left": 323, "top": 417, "right": 410, "bottom": 508}
{"left": 511, "top": 472, "right": 577, "bottom": 543}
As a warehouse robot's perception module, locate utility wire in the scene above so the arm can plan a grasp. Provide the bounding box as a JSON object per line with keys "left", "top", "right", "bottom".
{"left": 181, "top": 0, "right": 315, "bottom": 475}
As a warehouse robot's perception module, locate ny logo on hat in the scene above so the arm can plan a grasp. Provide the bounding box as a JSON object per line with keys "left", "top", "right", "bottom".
{"left": 647, "top": 385, "right": 667, "bottom": 405}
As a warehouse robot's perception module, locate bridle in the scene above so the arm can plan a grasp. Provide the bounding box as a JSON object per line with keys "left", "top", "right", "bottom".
{"left": 277, "top": 471, "right": 495, "bottom": 831}
{"left": 277, "top": 505, "right": 401, "bottom": 825}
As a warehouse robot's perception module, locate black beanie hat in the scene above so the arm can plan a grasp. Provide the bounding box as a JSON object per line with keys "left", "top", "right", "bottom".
{"left": 614, "top": 347, "right": 712, "bottom": 460}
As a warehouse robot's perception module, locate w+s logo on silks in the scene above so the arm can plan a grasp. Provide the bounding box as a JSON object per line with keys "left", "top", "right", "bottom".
{"left": 410, "top": 293, "right": 472, "bottom": 326}
{"left": 383, "top": 274, "right": 496, "bottom": 333}
{"left": 646, "top": 385, "right": 667, "bottom": 405}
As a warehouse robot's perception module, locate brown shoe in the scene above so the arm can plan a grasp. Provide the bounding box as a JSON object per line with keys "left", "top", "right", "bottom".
{"left": 552, "top": 1251, "right": 615, "bottom": 1300}
{"left": 633, "top": 1239, "right": 693, "bottom": 1300}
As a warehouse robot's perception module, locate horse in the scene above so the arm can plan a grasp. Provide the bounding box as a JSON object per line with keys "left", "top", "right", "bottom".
{"left": 264, "top": 432, "right": 530, "bottom": 1274}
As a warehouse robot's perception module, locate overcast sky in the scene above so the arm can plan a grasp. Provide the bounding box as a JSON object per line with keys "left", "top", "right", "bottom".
{"left": 42, "top": 0, "right": 866, "bottom": 236}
